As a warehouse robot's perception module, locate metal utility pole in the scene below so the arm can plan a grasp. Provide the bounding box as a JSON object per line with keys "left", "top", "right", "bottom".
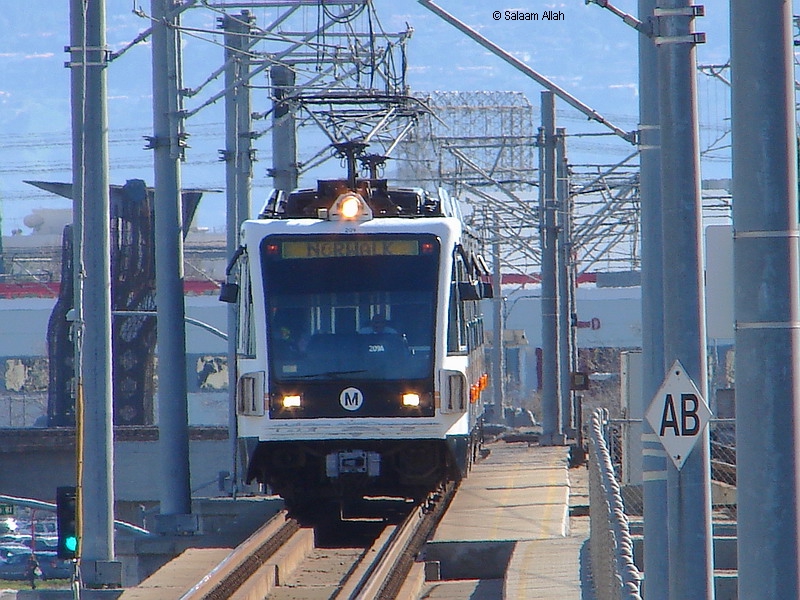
{"left": 222, "top": 10, "right": 254, "bottom": 495}
{"left": 731, "top": 2, "right": 800, "bottom": 597}
{"left": 223, "top": 12, "right": 242, "bottom": 253}
{"left": 222, "top": 13, "right": 240, "bottom": 497}
{"left": 656, "top": 2, "right": 713, "bottom": 597}
{"left": 638, "top": 1, "right": 669, "bottom": 598}
{"left": 270, "top": 64, "right": 298, "bottom": 194}
{"left": 539, "top": 91, "right": 565, "bottom": 445}
{"left": 236, "top": 16, "right": 254, "bottom": 228}
{"left": 555, "top": 127, "right": 573, "bottom": 437}
{"left": 150, "top": 0, "right": 194, "bottom": 530}
{"left": 492, "top": 231, "right": 505, "bottom": 420}
{"left": 67, "top": 0, "right": 121, "bottom": 587}
{"left": 68, "top": 0, "right": 85, "bottom": 431}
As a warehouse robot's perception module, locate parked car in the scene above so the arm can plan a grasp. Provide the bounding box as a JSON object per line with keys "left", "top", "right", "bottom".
{"left": 32, "top": 521, "right": 57, "bottom": 536}
{"left": 0, "top": 534, "right": 30, "bottom": 547}
{"left": 0, "top": 543, "right": 31, "bottom": 561}
{"left": 0, "top": 550, "right": 71, "bottom": 581}
{"left": 0, "top": 551, "right": 32, "bottom": 580}
{"left": 32, "top": 536, "right": 58, "bottom": 553}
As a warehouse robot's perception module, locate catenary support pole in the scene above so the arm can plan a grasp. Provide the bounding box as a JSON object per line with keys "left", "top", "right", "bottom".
{"left": 637, "top": 1, "right": 669, "bottom": 598}
{"left": 731, "top": 1, "right": 800, "bottom": 597}
{"left": 68, "top": 0, "right": 120, "bottom": 586}
{"left": 67, "top": 0, "right": 85, "bottom": 434}
{"left": 492, "top": 230, "right": 505, "bottom": 420}
{"left": 539, "top": 91, "right": 565, "bottom": 445}
{"left": 222, "top": 11, "right": 253, "bottom": 495}
{"left": 235, "top": 12, "right": 254, "bottom": 492}
{"left": 656, "top": 1, "right": 713, "bottom": 598}
{"left": 556, "top": 127, "right": 573, "bottom": 436}
{"left": 222, "top": 12, "right": 240, "bottom": 497}
{"left": 150, "top": 0, "right": 194, "bottom": 529}
{"left": 271, "top": 64, "right": 298, "bottom": 193}
{"left": 68, "top": 0, "right": 85, "bottom": 430}
{"left": 236, "top": 13, "right": 254, "bottom": 234}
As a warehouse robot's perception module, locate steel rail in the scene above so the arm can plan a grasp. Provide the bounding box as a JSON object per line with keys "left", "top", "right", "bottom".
{"left": 337, "top": 482, "right": 457, "bottom": 600}
{"left": 180, "top": 511, "right": 299, "bottom": 600}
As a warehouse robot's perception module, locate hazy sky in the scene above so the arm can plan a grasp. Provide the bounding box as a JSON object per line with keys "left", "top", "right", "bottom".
{"left": 0, "top": 1, "right": 740, "bottom": 234}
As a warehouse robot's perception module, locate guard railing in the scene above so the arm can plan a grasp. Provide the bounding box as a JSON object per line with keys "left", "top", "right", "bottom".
{"left": 588, "top": 408, "right": 643, "bottom": 600}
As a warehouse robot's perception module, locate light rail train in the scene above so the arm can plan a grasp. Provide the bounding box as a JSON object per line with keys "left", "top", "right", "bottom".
{"left": 223, "top": 144, "right": 492, "bottom": 509}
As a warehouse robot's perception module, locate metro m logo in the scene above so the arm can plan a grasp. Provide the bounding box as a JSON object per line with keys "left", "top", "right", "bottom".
{"left": 340, "top": 387, "right": 364, "bottom": 411}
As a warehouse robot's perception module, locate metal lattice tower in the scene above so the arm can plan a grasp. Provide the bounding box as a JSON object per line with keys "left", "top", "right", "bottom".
{"left": 397, "top": 90, "right": 643, "bottom": 282}
{"left": 570, "top": 161, "right": 641, "bottom": 274}
{"left": 397, "top": 91, "right": 538, "bottom": 192}
{"left": 397, "top": 91, "right": 542, "bottom": 282}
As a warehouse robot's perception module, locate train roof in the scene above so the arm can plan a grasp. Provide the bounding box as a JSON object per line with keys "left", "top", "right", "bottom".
{"left": 257, "top": 179, "right": 463, "bottom": 221}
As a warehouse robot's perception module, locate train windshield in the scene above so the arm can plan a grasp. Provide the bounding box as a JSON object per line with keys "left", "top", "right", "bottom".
{"left": 260, "top": 234, "right": 440, "bottom": 381}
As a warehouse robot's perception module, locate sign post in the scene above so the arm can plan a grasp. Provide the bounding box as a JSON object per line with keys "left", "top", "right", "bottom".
{"left": 645, "top": 360, "right": 712, "bottom": 470}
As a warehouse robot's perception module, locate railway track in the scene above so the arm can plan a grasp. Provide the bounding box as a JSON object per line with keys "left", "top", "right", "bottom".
{"left": 335, "top": 482, "right": 456, "bottom": 600}
{"left": 178, "top": 511, "right": 301, "bottom": 600}
{"left": 178, "top": 482, "right": 457, "bottom": 600}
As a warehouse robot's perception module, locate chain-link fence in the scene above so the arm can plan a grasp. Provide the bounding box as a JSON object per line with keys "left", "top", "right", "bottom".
{"left": 602, "top": 417, "right": 737, "bottom": 517}
{"left": 588, "top": 411, "right": 738, "bottom": 599}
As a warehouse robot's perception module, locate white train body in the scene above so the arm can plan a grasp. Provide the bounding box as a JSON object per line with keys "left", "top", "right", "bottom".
{"left": 228, "top": 177, "right": 490, "bottom": 505}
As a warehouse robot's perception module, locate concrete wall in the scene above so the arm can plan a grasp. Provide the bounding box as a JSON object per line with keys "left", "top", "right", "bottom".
{"left": 497, "top": 285, "right": 643, "bottom": 402}
{"left": 0, "top": 427, "right": 230, "bottom": 527}
{"left": 0, "top": 295, "right": 231, "bottom": 427}
{"left": 502, "top": 286, "right": 643, "bottom": 350}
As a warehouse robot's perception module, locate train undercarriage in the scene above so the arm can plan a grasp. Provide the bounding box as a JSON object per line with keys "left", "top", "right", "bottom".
{"left": 245, "top": 433, "right": 480, "bottom": 511}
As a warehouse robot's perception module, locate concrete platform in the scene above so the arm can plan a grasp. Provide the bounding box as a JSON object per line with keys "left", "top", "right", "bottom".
{"left": 433, "top": 443, "right": 570, "bottom": 543}
{"left": 423, "top": 441, "right": 591, "bottom": 600}
{"left": 118, "top": 548, "right": 230, "bottom": 600}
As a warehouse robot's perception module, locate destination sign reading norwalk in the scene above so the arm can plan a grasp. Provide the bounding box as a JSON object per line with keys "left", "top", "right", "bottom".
{"left": 282, "top": 239, "right": 419, "bottom": 259}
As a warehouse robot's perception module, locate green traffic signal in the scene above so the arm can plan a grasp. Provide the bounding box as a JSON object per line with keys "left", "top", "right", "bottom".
{"left": 56, "top": 486, "right": 78, "bottom": 559}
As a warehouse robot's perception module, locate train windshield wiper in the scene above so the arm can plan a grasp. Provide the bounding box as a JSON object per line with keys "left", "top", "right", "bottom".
{"left": 293, "top": 369, "right": 368, "bottom": 379}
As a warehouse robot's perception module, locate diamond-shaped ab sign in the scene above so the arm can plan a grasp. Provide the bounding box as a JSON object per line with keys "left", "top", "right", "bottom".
{"left": 645, "top": 360, "right": 712, "bottom": 470}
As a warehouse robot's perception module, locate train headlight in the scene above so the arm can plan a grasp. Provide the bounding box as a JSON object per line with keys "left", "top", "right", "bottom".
{"left": 402, "top": 393, "right": 421, "bottom": 407}
{"left": 282, "top": 394, "right": 302, "bottom": 408}
{"left": 329, "top": 192, "right": 373, "bottom": 221}
{"left": 340, "top": 194, "right": 361, "bottom": 218}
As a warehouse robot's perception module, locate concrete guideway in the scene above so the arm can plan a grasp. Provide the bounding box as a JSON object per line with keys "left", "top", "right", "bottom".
{"left": 434, "top": 444, "right": 570, "bottom": 542}
{"left": 422, "top": 441, "right": 591, "bottom": 599}
{"left": 0, "top": 442, "right": 588, "bottom": 600}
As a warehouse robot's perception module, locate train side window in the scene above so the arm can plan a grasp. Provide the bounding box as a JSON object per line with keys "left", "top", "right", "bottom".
{"left": 441, "top": 371, "right": 467, "bottom": 413}
{"left": 237, "top": 253, "right": 256, "bottom": 357}
{"left": 237, "top": 372, "right": 264, "bottom": 415}
{"left": 447, "top": 282, "right": 460, "bottom": 353}
{"left": 447, "top": 254, "right": 469, "bottom": 355}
